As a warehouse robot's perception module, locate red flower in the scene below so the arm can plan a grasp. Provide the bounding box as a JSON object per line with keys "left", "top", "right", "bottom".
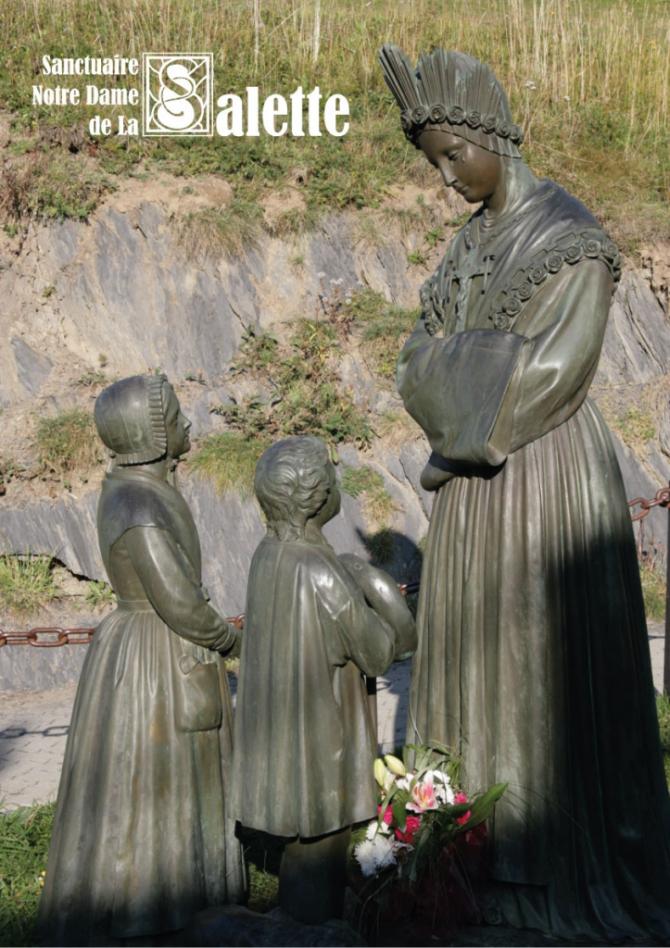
{"left": 395, "top": 815, "right": 421, "bottom": 844}
{"left": 454, "top": 791, "right": 471, "bottom": 826}
{"left": 377, "top": 804, "right": 393, "bottom": 826}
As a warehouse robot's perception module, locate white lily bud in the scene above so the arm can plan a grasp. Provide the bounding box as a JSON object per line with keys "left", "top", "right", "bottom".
{"left": 374, "top": 758, "right": 390, "bottom": 788}
{"left": 384, "top": 754, "right": 406, "bottom": 777}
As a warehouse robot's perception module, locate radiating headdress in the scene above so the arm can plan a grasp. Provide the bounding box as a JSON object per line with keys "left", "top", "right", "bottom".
{"left": 94, "top": 374, "right": 168, "bottom": 465}
{"left": 379, "top": 45, "right": 523, "bottom": 158}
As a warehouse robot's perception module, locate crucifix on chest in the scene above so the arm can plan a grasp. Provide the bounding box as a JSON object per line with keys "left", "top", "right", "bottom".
{"left": 448, "top": 252, "right": 496, "bottom": 330}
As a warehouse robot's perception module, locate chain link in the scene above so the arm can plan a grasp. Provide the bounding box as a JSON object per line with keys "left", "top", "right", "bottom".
{"left": 628, "top": 486, "right": 670, "bottom": 522}
{"left": 2, "top": 488, "right": 667, "bottom": 647}
{"left": 0, "top": 627, "right": 95, "bottom": 648}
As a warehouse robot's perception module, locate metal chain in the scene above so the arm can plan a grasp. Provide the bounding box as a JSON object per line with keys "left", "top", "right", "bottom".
{"left": 0, "top": 627, "right": 95, "bottom": 648}
{"left": 628, "top": 486, "right": 670, "bottom": 522}
{"left": 1, "top": 488, "right": 666, "bottom": 647}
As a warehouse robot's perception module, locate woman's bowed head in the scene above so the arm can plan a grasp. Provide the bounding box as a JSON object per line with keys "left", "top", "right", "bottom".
{"left": 379, "top": 46, "right": 523, "bottom": 213}
{"left": 94, "top": 373, "right": 192, "bottom": 466}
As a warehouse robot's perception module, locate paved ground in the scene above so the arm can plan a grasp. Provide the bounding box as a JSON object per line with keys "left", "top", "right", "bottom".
{"left": 0, "top": 627, "right": 664, "bottom": 812}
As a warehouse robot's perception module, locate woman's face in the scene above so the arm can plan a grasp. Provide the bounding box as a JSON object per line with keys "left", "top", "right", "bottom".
{"left": 163, "top": 384, "right": 192, "bottom": 458}
{"left": 417, "top": 128, "right": 504, "bottom": 206}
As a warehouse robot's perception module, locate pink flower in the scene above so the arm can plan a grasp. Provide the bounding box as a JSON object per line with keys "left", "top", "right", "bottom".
{"left": 454, "top": 791, "right": 471, "bottom": 825}
{"left": 395, "top": 814, "right": 421, "bottom": 844}
{"left": 407, "top": 776, "right": 439, "bottom": 813}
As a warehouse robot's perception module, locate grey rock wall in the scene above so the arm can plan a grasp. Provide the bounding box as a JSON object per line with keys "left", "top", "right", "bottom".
{"left": 0, "top": 186, "right": 668, "bottom": 690}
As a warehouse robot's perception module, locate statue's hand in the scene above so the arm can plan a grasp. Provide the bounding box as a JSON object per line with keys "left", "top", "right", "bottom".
{"left": 219, "top": 621, "right": 242, "bottom": 658}
{"left": 339, "top": 554, "right": 416, "bottom": 660}
{"left": 420, "top": 452, "right": 456, "bottom": 491}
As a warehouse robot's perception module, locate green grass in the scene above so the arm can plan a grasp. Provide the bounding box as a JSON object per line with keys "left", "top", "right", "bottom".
{"left": 641, "top": 561, "right": 667, "bottom": 623}
{"left": 346, "top": 289, "right": 419, "bottom": 381}
{"left": 179, "top": 199, "right": 265, "bottom": 258}
{"left": 201, "top": 320, "right": 372, "bottom": 496}
{"left": 191, "top": 299, "right": 417, "bottom": 497}
{"left": 190, "top": 431, "right": 268, "bottom": 496}
{"left": 85, "top": 580, "right": 116, "bottom": 609}
{"left": 0, "top": 0, "right": 667, "bottom": 247}
{"left": 0, "top": 555, "right": 57, "bottom": 614}
{"left": 341, "top": 464, "right": 395, "bottom": 527}
{"left": 0, "top": 154, "right": 114, "bottom": 223}
{"left": 610, "top": 408, "right": 657, "bottom": 452}
{"left": 658, "top": 694, "right": 670, "bottom": 789}
{"left": 75, "top": 369, "right": 106, "bottom": 388}
{"left": 0, "top": 804, "right": 54, "bottom": 947}
{"left": 35, "top": 409, "right": 103, "bottom": 479}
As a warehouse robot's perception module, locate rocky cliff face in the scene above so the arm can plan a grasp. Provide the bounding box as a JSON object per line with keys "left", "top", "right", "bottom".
{"left": 1, "top": 176, "right": 668, "bottom": 688}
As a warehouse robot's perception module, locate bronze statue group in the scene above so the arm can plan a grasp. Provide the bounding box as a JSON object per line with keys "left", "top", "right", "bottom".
{"left": 37, "top": 47, "right": 670, "bottom": 946}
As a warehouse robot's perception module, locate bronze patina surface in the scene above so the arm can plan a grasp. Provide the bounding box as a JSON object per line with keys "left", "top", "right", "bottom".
{"left": 380, "top": 45, "right": 670, "bottom": 942}
{"left": 233, "top": 436, "right": 416, "bottom": 924}
{"left": 37, "top": 375, "right": 245, "bottom": 945}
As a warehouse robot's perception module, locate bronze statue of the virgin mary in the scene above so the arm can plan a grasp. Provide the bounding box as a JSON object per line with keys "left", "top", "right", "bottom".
{"left": 379, "top": 45, "right": 670, "bottom": 942}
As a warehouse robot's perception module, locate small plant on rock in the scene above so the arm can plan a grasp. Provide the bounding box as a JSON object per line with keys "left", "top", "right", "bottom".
{"left": 85, "top": 580, "right": 116, "bottom": 609}
{"left": 35, "top": 409, "right": 102, "bottom": 479}
{"left": 0, "top": 554, "right": 57, "bottom": 614}
{"left": 190, "top": 431, "right": 268, "bottom": 496}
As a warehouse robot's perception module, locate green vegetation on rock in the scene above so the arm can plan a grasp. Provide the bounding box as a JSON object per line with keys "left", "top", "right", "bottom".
{"left": 346, "top": 289, "right": 419, "bottom": 380}
{"left": 35, "top": 409, "right": 102, "bottom": 479}
{"left": 341, "top": 465, "right": 395, "bottom": 524}
{"left": 611, "top": 407, "right": 657, "bottom": 452}
{"left": 341, "top": 465, "right": 397, "bottom": 564}
{"left": 85, "top": 579, "right": 116, "bottom": 609}
{"left": 190, "top": 431, "right": 268, "bottom": 496}
{"left": 180, "top": 199, "right": 265, "bottom": 258}
{"left": 0, "top": 555, "right": 56, "bottom": 614}
{"left": 193, "top": 318, "right": 372, "bottom": 494}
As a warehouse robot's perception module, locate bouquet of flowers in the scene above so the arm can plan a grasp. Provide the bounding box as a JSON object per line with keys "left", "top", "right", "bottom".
{"left": 352, "top": 744, "right": 506, "bottom": 941}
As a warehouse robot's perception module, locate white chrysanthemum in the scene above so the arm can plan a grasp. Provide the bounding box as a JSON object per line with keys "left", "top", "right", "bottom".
{"left": 355, "top": 834, "right": 398, "bottom": 878}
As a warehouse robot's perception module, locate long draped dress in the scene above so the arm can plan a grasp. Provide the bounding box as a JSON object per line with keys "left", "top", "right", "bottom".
{"left": 399, "top": 173, "right": 670, "bottom": 941}
{"left": 37, "top": 467, "right": 245, "bottom": 945}
{"left": 233, "top": 536, "right": 398, "bottom": 838}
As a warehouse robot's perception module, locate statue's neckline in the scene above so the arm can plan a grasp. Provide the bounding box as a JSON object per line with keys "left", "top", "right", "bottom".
{"left": 468, "top": 179, "right": 553, "bottom": 248}
{"left": 108, "top": 467, "right": 175, "bottom": 489}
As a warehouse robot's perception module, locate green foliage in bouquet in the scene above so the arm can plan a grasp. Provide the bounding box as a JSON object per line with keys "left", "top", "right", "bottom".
{"left": 351, "top": 743, "right": 506, "bottom": 943}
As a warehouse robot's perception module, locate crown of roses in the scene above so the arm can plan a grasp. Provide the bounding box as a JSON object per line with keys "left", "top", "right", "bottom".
{"left": 379, "top": 45, "right": 523, "bottom": 158}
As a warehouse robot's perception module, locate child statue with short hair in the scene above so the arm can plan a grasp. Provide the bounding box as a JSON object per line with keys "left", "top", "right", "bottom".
{"left": 233, "top": 435, "right": 416, "bottom": 925}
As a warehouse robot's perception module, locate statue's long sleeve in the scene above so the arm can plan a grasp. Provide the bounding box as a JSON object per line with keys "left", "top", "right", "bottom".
{"left": 322, "top": 573, "right": 397, "bottom": 677}
{"left": 122, "top": 525, "right": 238, "bottom": 653}
{"left": 398, "top": 259, "right": 612, "bottom": 467}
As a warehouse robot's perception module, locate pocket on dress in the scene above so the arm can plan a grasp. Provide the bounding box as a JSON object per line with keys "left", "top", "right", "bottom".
{"left": 174, "top": 654, "right": 223, "bottom": 732}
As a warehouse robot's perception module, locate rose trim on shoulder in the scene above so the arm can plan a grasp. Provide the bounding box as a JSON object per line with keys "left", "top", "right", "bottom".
{"left": 489, "top": 230, "right": 621, "bottom": 331}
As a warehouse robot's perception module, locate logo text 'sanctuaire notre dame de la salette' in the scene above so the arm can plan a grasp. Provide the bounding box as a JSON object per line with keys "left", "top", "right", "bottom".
{"left": 33, "top": 53, "right": 350, "bottom": 139}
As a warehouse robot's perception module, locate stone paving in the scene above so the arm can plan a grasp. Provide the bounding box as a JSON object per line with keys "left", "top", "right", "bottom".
{"left": 0, "top": 628, "right": 664, "bottom": 812}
